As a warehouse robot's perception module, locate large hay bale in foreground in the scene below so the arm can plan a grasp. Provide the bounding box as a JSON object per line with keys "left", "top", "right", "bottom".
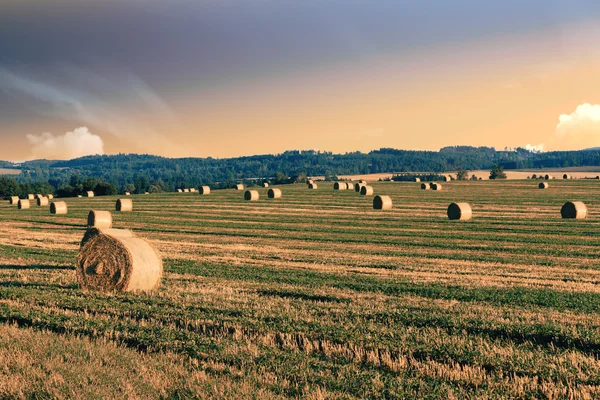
{"left": 116, "top": 198, "right": 133, "bottom": 212}
{"left": 37, "top": 197, "right": 49, "bottom": 206}
{"left": 244, "top": 190, "right": 259, "bottom": 201}
{"left": 50, "top": 201, "right": 68, "bottom": 215}
{"left": 85, "top": 191, "right": 95, "bottom": 198}
{"left": 27, "top": 194, "right": 34, "bottom": 200}
{"left": 199, "top": 186, "right": 210, "bottom": 195}
{"left": 268, "top": 188, "right": 282, "bottom": 199}
{"left": 431, "top": 183, "right": 442, "bottom": 191}
{"left": 235, "top": 184, "right": 245, "bottom": 191}
{"left": 373, "top": 195, "right": 392, "bottom": 210}
{"left": 87, "top": 210, "right": 113, "bottom": 229}
{"left": 539, "top": 182, "right": 549, "bottom": 189}
{"left": 9, "top": 196, "right": 19, "bottom": 205}
{"left": 447, "top": 202, "right": 472, "bottom": 221}
{"left": 360, "top": 185, "right": 374, "bottom": 196}
{"left": 77, "top": 228, "right": 162, "bottom": 292}
{"left": 421, "top": 183, "right": 430, "bottom": 190}
{"left": 561, "top": 201, "right": 587, "bottom": 219}
{"left": 18, "top": 199, "right": 30, "bottom": 210}
{"left": 308, "top": 183, "right": 318, "bottom": 189}
{"left": 333, "top": 182, "right": 346, "bottom": 190}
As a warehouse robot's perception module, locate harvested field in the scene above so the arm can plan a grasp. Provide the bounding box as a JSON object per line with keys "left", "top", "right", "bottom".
{"left": 2, "top": 180, "right": 600, "bottom": 398}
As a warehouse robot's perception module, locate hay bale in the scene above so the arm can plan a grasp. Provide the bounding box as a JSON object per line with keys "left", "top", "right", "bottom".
{"left": 333, "top": 182, "right": 346, "bottom": 190}
{"left": 50, "top": 201, "right": 68, "bottom": 215}
{"left": 308, "top": 183, "right": 318, "bottom": 189}
{"left": 116, "top": 198, "right": 133, "bottom": 212}
{"left": 262, "top": 182, "right": 269, "bottom": 188}
{"left": 431, "top": 183, "right": 442, "bottom": 191}
{"left": 36, "top": 197, "right": 49, "bottom": 206}
{"left": 563, "top": 174, "right": 571, "bottom": 180}
{"left": 27, "top": 194, "right": 34, "bottom": 200}
{"left": 35, "top": 194, "right": 43, "bottom": 200}
{"left": 47, "top": 194, "right": 54, "bottom": 199}
{"left": 9, "top": 196, "right": 19, "bottom": 205}
{"left": 373, "top": 195, "right": 392, "bottom": 210}
{"left": 545, "top": 174, "right": 552, "bottom": 180}
{"left": 235, "top": 184, "right": 245, "bottom": 191}
{"left": 359, "top": 180, "right": 367, "bottom": 184}
{"left": 307, "top": 179, "right": 314, "bottom": 185}
{"left": 354, "top": 183, "right": 364, "bottom": 192}
{"left": 177, "top": 189, "right": 183, "bottom": 193}
{"left": 77, "top": 195, "right": 83, "bottom": 198}
{"left": 360, "top": 185, "right": 374, "bottom": 196}
{"left": 190, "top": 188, "right": 196, "bottom": 192}
{"left": 421, "top": 183, "right": 430, "bottom": 190}
{"left": 414, "top": 178, "right": 421, "bottom": 182}
{"left": 267, "top": 188, "right": 282, "bottom": 199}
{"left": 244, "top": 190, "right": 259, "bottom": 201}
{"left": 539, "top": 182, "right": 549, "bottom": 189}
{"left": 18, "top": 199, "right": 30, "bottom": 210}
{"left": 145, "top": 192, "right": 149, "bottom": 195}
{"left": 183, "top": 188, "right": 190, "bottom": 193}
{"left": 77, "top": 228, "right": 162, "bottom": 292}
{"left": 85, "top": 191, "right": 95, "bottom": 198}
{"left": 448, "top": 203, "right": 472, "bottom": 221}
{"left": 125, "top": 192, "right": 131, "bottom": 196}
{"left": 199, "top": 186, "right": 210, "bottom": 195}
{"left": 442, "top": 176, "right": 450, "bottom": 182}
{"left": 87, "top": 210, "right": 113, "bottom": 229}
{"left": 561, "top": 201, "right": 587, "bottom": 219}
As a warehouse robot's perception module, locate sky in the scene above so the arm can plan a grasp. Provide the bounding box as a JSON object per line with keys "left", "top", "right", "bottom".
{"left": 1, "top": 0, "right": 600, "bottom": 161}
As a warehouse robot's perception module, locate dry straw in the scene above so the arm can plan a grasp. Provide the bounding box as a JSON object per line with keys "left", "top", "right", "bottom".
{"left": 373, "top": 195, "right": 392, "bottom": 210}
{"left": 199, "top": 186, "right": 210, "bottom": 195}
{"left": 448, "top": 202, "right": 472, "bottom": 220}
{"left": 360, "top": 185, "right": 374, "bottom": 196}
{"left": 235, "top": 184, "right": 245, "bottom": 191}
{"left": 244, "top": 190, "right": 259, "bottom": 201}
{"left": 50, "top": 201, "right": 68, "bottom": 215}
{"left": 9, "top": 196, "right": 19, "bottom": 205}
{"left": 177, "top": 189, "right": 183, "bottom": 193}
{"left": 87, "top": 210, "right": 113, "bottom": 229}
{"left": 125, "top": 192, "right": 131, "bottom": 196}
{"left": 539, "top": 182, "right": 549, "bottom": 189}
{"left": 27, "top": 194, "right": 34, "bottom": 200}
{"left": 85, "top": 191, "right": 95, "bottom": 198}
{"left": 308, "top": 183, "right": 318, "bottom": 189}
{"left": 190, "top": 188, "right": 196, "bottom": 192}
{"left": 563, "top": 174, "right": 571, "bottom": 180}
{"left": 35, "top": 194, "right": 43, "bottom": 200}
{"left": 307, "top": 179, "right": 314, "bottom": 185}
{"left": 561, "top": 201, "right": 587, "bottom": 219}
{"left": 37, "top": 197, "right": 49, "bottom": 206}
{"left": 116, "top": 198, "right": 133, "bottom": 212}
{"left": 415, "top": 178, "right": 421, "bottom": 182}
{"left": 262, "top": 182, "right": 269, "bottom": 188}
{"left": 183, "top": 188, "right": 190, "bottom": 193}
{"left": 77, "top": 228, "right": 163, "bottom": 292}
{"left": 443, "top": 176, "right": 450, "bottom": 182}
{"left": 431, "top": 183, "right": 443, "bottom": 191}
{"left": 268, "top": 188, "right": 282, "bottom": 199}
{"left": 333, "top": 182, "right": 346, "bottom": 190}
{"left": 421, "top": 183, "right": 430, "bottom": 190}
{"left": 18, "top": 199, "right": 30, "bottom": 210}
{"left": 545, "top": 174, "right": 552, "bottom": 180}
{"left": 47, "top": 194, "right": 54, "bottom": 199}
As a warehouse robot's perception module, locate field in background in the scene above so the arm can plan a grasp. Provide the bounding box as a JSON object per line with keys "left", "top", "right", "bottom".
{"left": 1, "top": 181, "right": 600, "bottom": 398}
{"left": 0, "top": 168, "right": 20, "bottom": 175}
{"left": 337, "top": 170, "right": 600, "bottom": 181}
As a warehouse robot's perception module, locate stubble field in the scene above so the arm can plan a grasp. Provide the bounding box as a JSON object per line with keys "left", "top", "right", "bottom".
{"left": 1, "top": 180, "right": 600, "bottom": 399}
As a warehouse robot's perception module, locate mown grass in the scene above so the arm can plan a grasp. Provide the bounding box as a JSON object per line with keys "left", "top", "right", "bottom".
{"left": 1, "top": 181, "right": 600, "bottom": 398}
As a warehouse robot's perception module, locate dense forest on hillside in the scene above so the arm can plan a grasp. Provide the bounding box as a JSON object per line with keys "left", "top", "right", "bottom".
{"left": 2, "top": 146, "right": 600, "bottom": 196}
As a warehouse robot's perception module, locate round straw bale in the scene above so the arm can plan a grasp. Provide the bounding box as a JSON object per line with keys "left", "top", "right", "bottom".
{"left": 443, "top": 176, "right": 450, "bottom": 182}
{"left": 333, "top": 182, "right": 346, "bottom": 190}
{"left": 190, "top": 188, "right": 196, "bottom": 192}
{"left": 307, "top": 179, "right": 314, "bottom": 185}
{"left": 262, "top": 182, "right": 269, "bottom": 188}
{"left": 37, "top": 197, "right": 49, "bottom": 206}
{"left": 447, "top": 202, "right": 472, "bottom": 220}
{"left": 116, "top": 198, "right": 133, "bottom": 212}
{"left": 27, "top": 194, "right": 34, "bottom": 200}
{"left": 539, "top": 182, "right": 549, "bottom": 189}
{"left": 77, "top": 195, "right": 83, "bottom": 198}
{"left": 354, "top": 183, "right": 364, "bottom": 192}
{"left": 421, "top": 183, "right": 430, "bottom": 190}
{"left": 235, "top": 184, "right": 245, "bottom": 191}
{"left": 47, "top": 194, "right": 54, "bottom": 199}
{"left": 183, "top": 188, "right": 190, "bottom": 193}
{"left": 308, "top": 183, "right": 318, "bottom": 189}
{"left": 85, "top": 191, "right": 95, "bottom": 198}
{"left": 50, "top": 201, "right": 68, "bottom": 215}
{"left": 414, "top": 178, "right": 421, "bottom": 182}
{"left": 267, "top": 188, "right": 282, "bottom": 199}
{"left": 125, "top": 192, "right": 131, "bottom": 196}
{"left": 145, "top": 192, "right": 149, "bottom": 195}
{"left": 431, "top": 183, "right": 442, "bottom": 191}
{"left": 373, "top": 195, "right": 392, "bottom": 210}
{"left": 35, "top": 194, "right": 43, "bottom": 200}
{"left": 545, "top": 174, "right": 552, "bottom": 180}
{"left": 561, "top": 201, "right": 587, "bottom": 219}
{"left": 87, "top": 210, "right": 113, "bottom": 229}
{"left": 359, "top": 180, "right": 367, "bottom": 184}
{"left": 360, "top": 185, "right": 374, "bottom": 196}
{"left": 563, "top": 174, "right": 571, "bottom": 180}
{"left": 177, "top": 189, "right": 183, "bottom": 193}
{"left": 9, "top": 196, "right": 19, "bottom": 205}
{"left": 199, "top": 186, "right": 210, "bottom": 195}
{"left": 244, "top": 190, "right": 259, "bottom": 201}
{"left": 18, "top": 199, "right": 30, "bottom": 210}
{"left": 77, "top": 228, "right": 162, "bottom": 292}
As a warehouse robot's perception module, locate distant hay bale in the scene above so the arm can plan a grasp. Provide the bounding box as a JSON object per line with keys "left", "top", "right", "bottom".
{"left": 85, "top": 191, "right": 95, "bottom": 198}
{"left": 18, "top": 199, "right": 30, "bottom": 210}
{"left": 414, "top": 178, "right": 421, "bottom": 182}
{"left": 50, "top": 201, "right": 68, "bottom": 215}
{"left": 354, "top": 183, "right": 364, "bottom": 192}
{"left": 262, "top": 182, "right": 269, "bottom": 188}
{"left": 268, "top": 188, "right": 282, "bottom": 199}
{"left": 116, "top": 198, "right": 133, "bottom": 212}
{"left": 447, "top": 202, "right": 472, "bottom": 221}
{"left": 431, "top": 183, "right": 442, "bottom": 191}
{"left": 27, "top": 194, "right": 34, "bottom": 200}
{"left": 563, "top": 174, "right": 571, "bottom": 180}
{"left": 539, "top": 182, "right": 549, "bottom": 189}
{"left": 359, "top": 180, "right": 367, "bottom": 184}
{"left": 190, "top": 188, "right": 196, "bottom": 192}
{"left": 9, "top": 196, "right": 19, "bottom": 205}
{"left": 373, "top": 195, "right": 392, "bottom": 210}
{"left": 421, "top": 183, "right": 430, "bottom": 190}
{"left": 47, "top": 194, "right": 54, "bottom": 199}
{"left": 77, "top": 228, "right": 163, "bottom": 292}
{"left": 561, "top": 201, "right": 587, "bottom": 219}
{"left": 87, "top": 210, "right": 113, "bottom": 229}
{"left": 545, "top": 174, "right": 552, "bottom": 180}
{"left": 333, "top": 182, "right": 346, "bottom": 190}
{"left": 199, "top": 186, "right": 210, "bottom": 195}
{"left": 77, "top": 195, "right": 83, "bottom": 198}
{"left": 308, "top": 183, "right": 318, "bottom": 189}
{"left": 442, "top": 176, "right": 450, "bottom": 182}
{"left": 145, "top": 192, "right": 150, "bottom": 195}
{"left": 177, "top": 189, "right": 183, "bottom": 193}
{"left": 125, "top": 192, "right": 131, "bottom": 196}
{"left": 244, "top": 190, "right": 259, "bottom": 201}
{"left": 307, "top": 179, "right": 314, "bottom": 185}
{"left": 35, "top": 194, "right": 43, "bottom": 200}
{"left": 360, "top": 185, "right": 374, "bottom": 196}
{"left": 183, "top": 188, "right": 190, "bottom": 193}
{"left": 37, "top": 197, "right": 49, "bottom": 206}
{"left": 235, "top": 184, "right": 245, "bottom": 191}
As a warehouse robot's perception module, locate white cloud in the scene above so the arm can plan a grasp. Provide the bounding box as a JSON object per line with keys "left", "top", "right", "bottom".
{"left": 26, "top": 127, "right": 104, "bottom": 160}
{"left": 556, "top": 103, "right": 600, "bottom": 138}
{"left": 525, "top": 144, "right": 544, "bottom": 153}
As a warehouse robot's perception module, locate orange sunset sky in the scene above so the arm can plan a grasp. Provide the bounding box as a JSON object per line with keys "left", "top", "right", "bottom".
{"left": 0, "top": 1, "right": 599, "bottom": 161}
